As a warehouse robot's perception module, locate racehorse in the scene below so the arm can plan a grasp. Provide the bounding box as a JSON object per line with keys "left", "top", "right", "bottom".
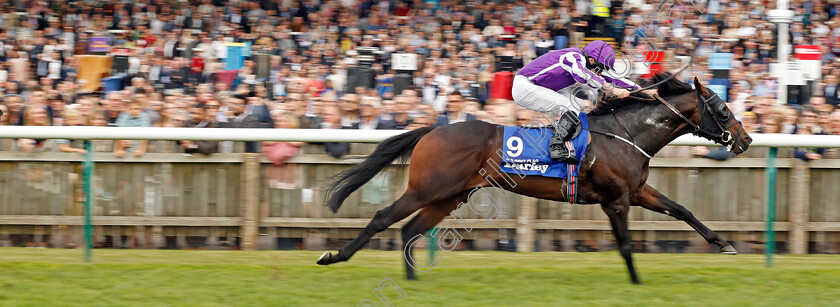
{"left": 317, "top": 74, "right": 752, "bottom": 284}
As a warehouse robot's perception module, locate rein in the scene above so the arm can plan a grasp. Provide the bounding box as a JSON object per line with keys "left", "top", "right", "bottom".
{"left": 585, "top": 89, "right": 746, "bottom": 159}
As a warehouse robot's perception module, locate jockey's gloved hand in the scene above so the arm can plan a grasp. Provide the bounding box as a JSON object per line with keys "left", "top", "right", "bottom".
{"left": 612, "top": 88, "right": 630, "bottom": 99}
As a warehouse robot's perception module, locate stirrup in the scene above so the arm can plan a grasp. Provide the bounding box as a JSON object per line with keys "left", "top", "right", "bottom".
{"left": 550, "top": 140, "right": 577, "bottom": 163}
{"left": 561, "top": 141, "right": 578, "bottom": 164}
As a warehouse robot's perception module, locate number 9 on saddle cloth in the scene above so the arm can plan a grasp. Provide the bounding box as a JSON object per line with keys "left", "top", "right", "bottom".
{"left": 500, "top": 114, "right": 591, "bottom": 203}
{"left": 500, "top": 113, "right": 590, "bottom": 179}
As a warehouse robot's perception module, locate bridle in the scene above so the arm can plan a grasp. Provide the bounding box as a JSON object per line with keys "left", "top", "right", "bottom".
{"left": 654, "top": 89, "right": 747, "bottom": 153}
{"left": 622, "top": 59, "right": 747, "bottom": 151}
{"left": 588, "top": 59, "right": 746, "bottom": 156}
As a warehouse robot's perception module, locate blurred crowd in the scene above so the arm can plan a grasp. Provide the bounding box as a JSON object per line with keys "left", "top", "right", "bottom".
{"left": 0, "top": 0, "right": 838, "bottom": 162}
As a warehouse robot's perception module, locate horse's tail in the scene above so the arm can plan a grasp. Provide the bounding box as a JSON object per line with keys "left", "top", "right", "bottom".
{"left": 325, "top": 126, "right": 435, "bottom": 213}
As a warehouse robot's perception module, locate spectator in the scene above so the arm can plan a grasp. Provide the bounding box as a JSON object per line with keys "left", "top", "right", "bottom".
{"left": 752, "top": 75, "right": 776, "bottom": 98}
{"left": 491, "top": 103, "right": 516, "bottom": 126}
{"left": 339, "top": 94, "right": 360, "bottom": 128}
{"left": 392, "top": 95, "right": 414, "bottom": 129}
{"left": 89, "top": 111, "right": 108, "bottom": 127}
{"left": 146, "top": 99, "right": 164, "bottom": 126}
{"left": 3, "top": 95, "right": 23, "bottom": 125}
{"left": 224, "top": 96, "right": 261, "bottom": 153}
{"left": 358, "top": 97, "right": 395, "bottom": 130}
{"left": 181, "top": 105, "right": 220, "bottom": 156}
{"left": 436, "top": 92, "right": 477, "bottom": 126}
{"left": 821, "top": 112, "right": 839, "bottom": 151}
{"left": 165, "top": 111, "right": 189, "bottom": 128}
{"left": 262, "top": 109, "right": 305, "bottom": 188}
{"left": 794, "top": 107, "right": 827, "bottom": 161}
{"left": 816, "top": 105, "right": 835, "bottom": 130}
{"left": 405, "top": 111, "right": 436, "bottom": 130}
{"left": 760, "top": 114, "right": 783, "bottom": 133}
{"left": 102, "top": 93, "right": 124, "bottom": 126}
{"left": 742, "top": 112, "right": 760, "bottom": 134}
{"left": 319, "top": 104, "right": 351, "bottom": 158}
{"left": 798, "top": 107, "right": 825, "bottom": 135}
{"left": 18, "top": 90, "right": 54, "bottom": 126}
{"left": 74, "top": 98, "right": 98, "bottom": 126}
{"left": 17, "top": 105, "right": 50, "bottom": 154}
{"left": 57, "top": 108, "right": 87, "bottom": 155}
{"left": 0, "top": 104, "right": 9, "bottom": 126}
{"left": 515, "top": 109, "right": 536, "bottom": 127}
{"left": 780, "top": 107, "right": 799, "bottom": 134}
{"left": 48, "top": 95, "right": 65, "bottom": 126}
{"left": 113, "top": 99, "right": 151, "bottom": 158}
{"left": 246, "top": 95, "right": 272, "bottom": 127}
{"left": 823, "top": 75, "right": 840, "bottom": 106}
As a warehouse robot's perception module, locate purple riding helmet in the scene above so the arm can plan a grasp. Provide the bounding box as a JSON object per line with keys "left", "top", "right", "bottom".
{"left": 582, "top": 40, "right": 616, "bottom": 73}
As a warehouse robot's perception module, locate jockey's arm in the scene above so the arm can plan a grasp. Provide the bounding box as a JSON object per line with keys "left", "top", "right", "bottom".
{"left": 561, "top": 52, "right": 606, "bottom": 90}
{"left": 602, "top": 75, "right": 639, "bottom": 99}
{"left": 602, "top": 75, "right": 641, "bottom": 91}
{"left": 602, "top": 76, "right": 658, "bottom": 97}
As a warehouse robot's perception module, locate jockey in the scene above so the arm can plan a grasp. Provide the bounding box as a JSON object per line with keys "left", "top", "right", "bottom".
{"left": 512, "top": 40, "right": 640, "bottom": 163}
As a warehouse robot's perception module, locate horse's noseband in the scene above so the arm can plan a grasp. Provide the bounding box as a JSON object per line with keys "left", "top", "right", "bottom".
{"left": 695, "top": 89, "right": 745, "bottom": 151}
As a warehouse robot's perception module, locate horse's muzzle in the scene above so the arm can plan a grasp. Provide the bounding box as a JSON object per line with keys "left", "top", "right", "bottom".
{"left": 732, "top": 135, "right": 752, "bottom": 154}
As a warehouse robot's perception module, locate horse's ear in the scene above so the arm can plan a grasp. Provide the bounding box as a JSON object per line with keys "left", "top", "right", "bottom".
{"left": 693, "top": 76, "right": 709, "bottom": 97}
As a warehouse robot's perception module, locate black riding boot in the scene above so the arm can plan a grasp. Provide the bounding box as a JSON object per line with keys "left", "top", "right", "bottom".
{"left": 549, "top": 111, "right": 581, "bottom": 163}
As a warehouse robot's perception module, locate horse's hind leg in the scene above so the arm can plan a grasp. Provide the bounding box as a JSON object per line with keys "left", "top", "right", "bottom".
{"left": 317, "top": 192, "right": 424, "bottom": 265}
{"left": 400, "top": 194, "right": 466, "bottom": 280}
{"left": 632, "top": 184, "right": 737, "bottom": 254}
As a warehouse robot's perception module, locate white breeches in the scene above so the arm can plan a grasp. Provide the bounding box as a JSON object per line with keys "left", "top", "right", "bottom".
{"left": 512, "top": 75, "right": 588, "bottom": 115}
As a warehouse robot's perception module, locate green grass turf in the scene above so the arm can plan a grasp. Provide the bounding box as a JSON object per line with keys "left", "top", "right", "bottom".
{"left": 0, "top": 248, "right": 838, "bottom": 306}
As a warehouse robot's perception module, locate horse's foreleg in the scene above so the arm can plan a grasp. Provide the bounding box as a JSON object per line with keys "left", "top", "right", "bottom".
{"left": 601, "top": 197, "right": 641, "bottom": 285}
{"left": 317, "top": 192, "right": 423, "bottom": 266}
{"left": 632, "top": 184, "right": 737, "bottom": 254}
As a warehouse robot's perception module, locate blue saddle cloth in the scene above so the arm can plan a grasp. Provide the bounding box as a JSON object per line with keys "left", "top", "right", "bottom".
{"left": 500, "top": 113, "right": 589, "bottom": 178}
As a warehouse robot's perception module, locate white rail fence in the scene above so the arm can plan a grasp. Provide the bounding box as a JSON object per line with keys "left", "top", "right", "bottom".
{"left": 1, "top": 126, "right": 840, "bottom": 147}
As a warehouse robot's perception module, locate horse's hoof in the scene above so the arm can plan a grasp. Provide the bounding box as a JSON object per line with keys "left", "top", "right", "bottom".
{"left": 720, "top": 245, "right": 738, "bottom": 255}
{"left": 316, "top": 251, "right": 332, "bottom": 265}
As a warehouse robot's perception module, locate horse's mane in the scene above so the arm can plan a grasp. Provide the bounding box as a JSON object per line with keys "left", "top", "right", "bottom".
{"left": 650, "top": 72, "right": 694, "bottom": 98}
{"left": 588, "top": 73, "right": 693, "bottom": 116}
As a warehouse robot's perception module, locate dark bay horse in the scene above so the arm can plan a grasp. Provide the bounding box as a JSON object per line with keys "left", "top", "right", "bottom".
{"left": 317, "top": 75, "right": 752, "bottom": 284}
